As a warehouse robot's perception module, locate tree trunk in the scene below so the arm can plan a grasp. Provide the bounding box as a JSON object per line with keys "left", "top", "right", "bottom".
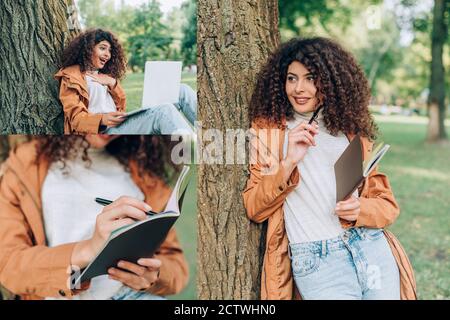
{"left": 197, "top": 0, "right": 280, "bottom": 299}
{"left": 0, "top": 0, "right": 80, "bottom": 134}
{"left": 426, "top": 0, "right": 448, "bottom": 142}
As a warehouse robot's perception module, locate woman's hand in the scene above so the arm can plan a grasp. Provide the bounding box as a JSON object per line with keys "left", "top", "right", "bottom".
{"left": 71, "top": 196, "right": 152, "bottom": 269}
{"left": 335, "top": 196, "right": 360, "bottom": 222}
{"left": 108, "top": 258, "right": 161, "bottom": 291}
{"left": 101, "top": 111, "right": 127, "bottom": 128}
{"left": 281, "top": 122, "right": 319, "bottom": 179}
{"left": 87, "top": 72, "right": 117, "bottom": 89}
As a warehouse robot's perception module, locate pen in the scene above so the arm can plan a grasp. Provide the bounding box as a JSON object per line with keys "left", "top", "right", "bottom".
{"left": 308, "top": 105, "right": 323, "bottom": 125}
{"left": 95, "top": 197, "right": 157, "bottom": 216}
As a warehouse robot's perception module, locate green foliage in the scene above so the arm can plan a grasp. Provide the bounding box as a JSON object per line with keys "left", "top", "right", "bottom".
{"left": 279, "top": 0, "right": 381, "bottom": 39}
{"left": 76, "top": 0, "right": 196, "bottom": 72}
{"left": 126, "top": 1, "right": 173, "bottom": 71}
{"left": 181, "top": 0, "right": 197, "bottom": 66}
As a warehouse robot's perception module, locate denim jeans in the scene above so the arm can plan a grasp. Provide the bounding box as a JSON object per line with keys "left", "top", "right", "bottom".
{"left": 290, "top": 227, "right": 400, "bottom": 300}
{"left": 110, "top": 286, "right": 166, "bottom": 300}
{"left": 105, "top": 84, "right": 196, "bottom": 135}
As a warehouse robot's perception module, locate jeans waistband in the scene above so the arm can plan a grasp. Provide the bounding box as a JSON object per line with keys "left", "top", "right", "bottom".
{"left": 289, "top": 227, "right": 370, "bottom": 257}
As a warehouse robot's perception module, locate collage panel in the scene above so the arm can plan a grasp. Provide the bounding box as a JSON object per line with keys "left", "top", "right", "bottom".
{"left": 0, "top": 0, "right": 197, "bottom": 301}
{"left": 196, "top": 0, "right": 448, "bottom": 302}
{"left": 0, "top": 134, "right": 196, "bottom": 300}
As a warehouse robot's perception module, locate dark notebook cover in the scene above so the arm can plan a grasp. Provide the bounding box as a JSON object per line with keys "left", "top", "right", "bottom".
{"left": 334, "top": 135, "right": 364, "bottom": 203}
{"left": 74, "top": 165, "right": 191, "bottom": 286}
{"left": 334, "top": 135, "right": 390, "bottom": 203}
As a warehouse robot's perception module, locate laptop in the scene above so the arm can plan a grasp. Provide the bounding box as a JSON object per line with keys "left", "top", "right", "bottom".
{"left": 124, "top": 61, "right": 182, "bottom": 117}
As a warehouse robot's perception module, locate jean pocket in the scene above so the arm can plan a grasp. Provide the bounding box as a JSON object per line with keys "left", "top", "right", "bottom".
{"left": 291, "top": 252, "right": 320, "bottom": 277}
{"left": 364, "top": 228, "right": 384, "bottom": 241}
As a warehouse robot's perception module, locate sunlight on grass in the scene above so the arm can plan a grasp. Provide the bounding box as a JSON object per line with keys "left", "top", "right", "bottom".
{"left": 386, "top": 165, "right": 450, "bottom": 182}
{"left": 376, "top": 119, "right": 450, "bottom": 300}
{"left": 374, "top": 115, "right": 450, "bottom": 126}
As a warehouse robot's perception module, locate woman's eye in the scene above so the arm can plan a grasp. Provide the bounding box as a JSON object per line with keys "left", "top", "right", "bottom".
{"left": 287, "top": 76, "right": 296, "bottom": 82}
{"left": 306, "top": 75, "right": 315, "bottom": 81}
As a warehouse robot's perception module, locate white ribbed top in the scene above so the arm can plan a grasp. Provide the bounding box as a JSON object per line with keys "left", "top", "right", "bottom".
{"left": 283, "top": 111, "right": 357, "bottom": 243}
{"left": 85, "top": 72, "right": 117, "bottom": 114}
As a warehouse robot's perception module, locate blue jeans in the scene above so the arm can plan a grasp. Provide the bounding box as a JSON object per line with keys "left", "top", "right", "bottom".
{"left": 105, "top": 84, "right": 196, "bottom": 134}
{"left": 110, "top": 286, "right": 166, "bottom": 300}
{"left": 290, "top": 227, "right": 400, "bottom": 300}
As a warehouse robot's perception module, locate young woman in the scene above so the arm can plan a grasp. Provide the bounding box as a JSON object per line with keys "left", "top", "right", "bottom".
{"left": 0, "top": 135, "right": 189, "bottom": 299}
{"left": 243, "top": 37, "right": 416, "bottom": 300}
{"left": 55, "top": 29, "right": 196, "bottom": 135}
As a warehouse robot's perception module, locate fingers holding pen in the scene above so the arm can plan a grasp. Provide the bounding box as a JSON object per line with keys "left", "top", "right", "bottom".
{"left": 291, "top": 121, "right": 319, "bottom": 134}
{"left": 289, "top": 130, "right": 317, "bottom": 146}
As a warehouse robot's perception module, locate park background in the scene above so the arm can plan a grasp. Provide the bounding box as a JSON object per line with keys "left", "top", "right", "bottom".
{"left": 196, "top": 0, "right": 449, "bottom": 300}
{"left": 277, "top": 0, "right": 449, "bottom": 299}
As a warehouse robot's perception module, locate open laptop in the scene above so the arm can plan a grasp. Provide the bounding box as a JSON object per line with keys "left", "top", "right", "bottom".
{"left": 124, "top": 61, "right": 182, "bottom": 117}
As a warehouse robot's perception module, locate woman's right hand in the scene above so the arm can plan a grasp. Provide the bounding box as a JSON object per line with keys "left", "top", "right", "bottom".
{"left": 71, "top": 196, "right": 153, "bottom": 269}
{"left": 101, "top": 112, "right": 127, "bottom": 128}
{"left": 281, "top": 122, "right": 319, "bottom": 179}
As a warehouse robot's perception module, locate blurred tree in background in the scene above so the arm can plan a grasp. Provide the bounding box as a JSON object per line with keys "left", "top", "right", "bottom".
{"left": 126, "top": 1, "right": 173, "bottom": 71}
{"left": 76, "top": 0, "right": 197, "bottom": 71}
{"left": 181, "top": 0, "right": 197, "bottom": 66}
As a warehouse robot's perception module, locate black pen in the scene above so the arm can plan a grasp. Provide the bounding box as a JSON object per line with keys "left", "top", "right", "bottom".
{"left": 308, "top": 105, "right": 323, "bottom": 125}
{"left": 95, "top": 197, "right": 157, "bottom": 216}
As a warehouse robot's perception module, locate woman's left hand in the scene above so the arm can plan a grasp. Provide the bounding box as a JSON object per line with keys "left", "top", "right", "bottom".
{"left": 335, "top": 196, "right": 360, "bottom": 222}
{"left": 87, "top": 72, "right": 117, "bottom": 89}
{"left": 108, "top": 257, "right": 161, "bottom": 291}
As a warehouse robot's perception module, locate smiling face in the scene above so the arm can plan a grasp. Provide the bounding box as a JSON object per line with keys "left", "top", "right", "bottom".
{"left": 85, "top": 134, "right": 119, "bottom": 149}
{"left": 285, "top": 61, "right": 319, "bottom": 114}
{"left": 90, "top": 40, "right": 112, "bottom": 70}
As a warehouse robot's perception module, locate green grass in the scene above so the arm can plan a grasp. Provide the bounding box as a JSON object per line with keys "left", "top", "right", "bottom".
{"left": 121, "top": 72, "right": 197, "bottom": 112}
{"left": 374, "top": 115, "right": 450, "bottom": 300}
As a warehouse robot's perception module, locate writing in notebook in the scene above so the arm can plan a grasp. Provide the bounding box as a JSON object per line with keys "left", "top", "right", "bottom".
{"left": 73, "top": 165, "right": 192, "bottom": 287}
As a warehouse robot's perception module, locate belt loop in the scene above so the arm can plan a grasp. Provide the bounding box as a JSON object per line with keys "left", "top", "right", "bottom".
{"left": 288, "top": 244, "right": 292, "bottom": 259}
{"left": 321, "top": 240, "right": 327, "bottom": 257}
{"left": 355, "top": 227, "right": 364, "bottom": 239}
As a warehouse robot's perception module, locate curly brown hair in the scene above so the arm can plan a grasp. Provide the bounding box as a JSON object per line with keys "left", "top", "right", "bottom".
{"left": 249, "top": 37, "right": 377, "bottom": 140}
{"left": 60, "top": 29, "right": 127, "bottom": 79}
{"left": 33, "top": 135, "right": 181, "bottom": 183}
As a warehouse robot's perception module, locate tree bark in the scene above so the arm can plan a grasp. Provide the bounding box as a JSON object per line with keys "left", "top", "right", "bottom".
{"left": 197, "top": 0, "right": 280, "bottom": 299}
{"left": 426, "top": 0, "right": 448, "bottom": 142}
{"left": 0, "top": 0, "right": 80, "bottom": 134}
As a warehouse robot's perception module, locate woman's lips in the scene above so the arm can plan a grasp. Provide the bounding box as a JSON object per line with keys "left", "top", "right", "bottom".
{"left": 294, "top": 97, "right": 311, "bottom": 105}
